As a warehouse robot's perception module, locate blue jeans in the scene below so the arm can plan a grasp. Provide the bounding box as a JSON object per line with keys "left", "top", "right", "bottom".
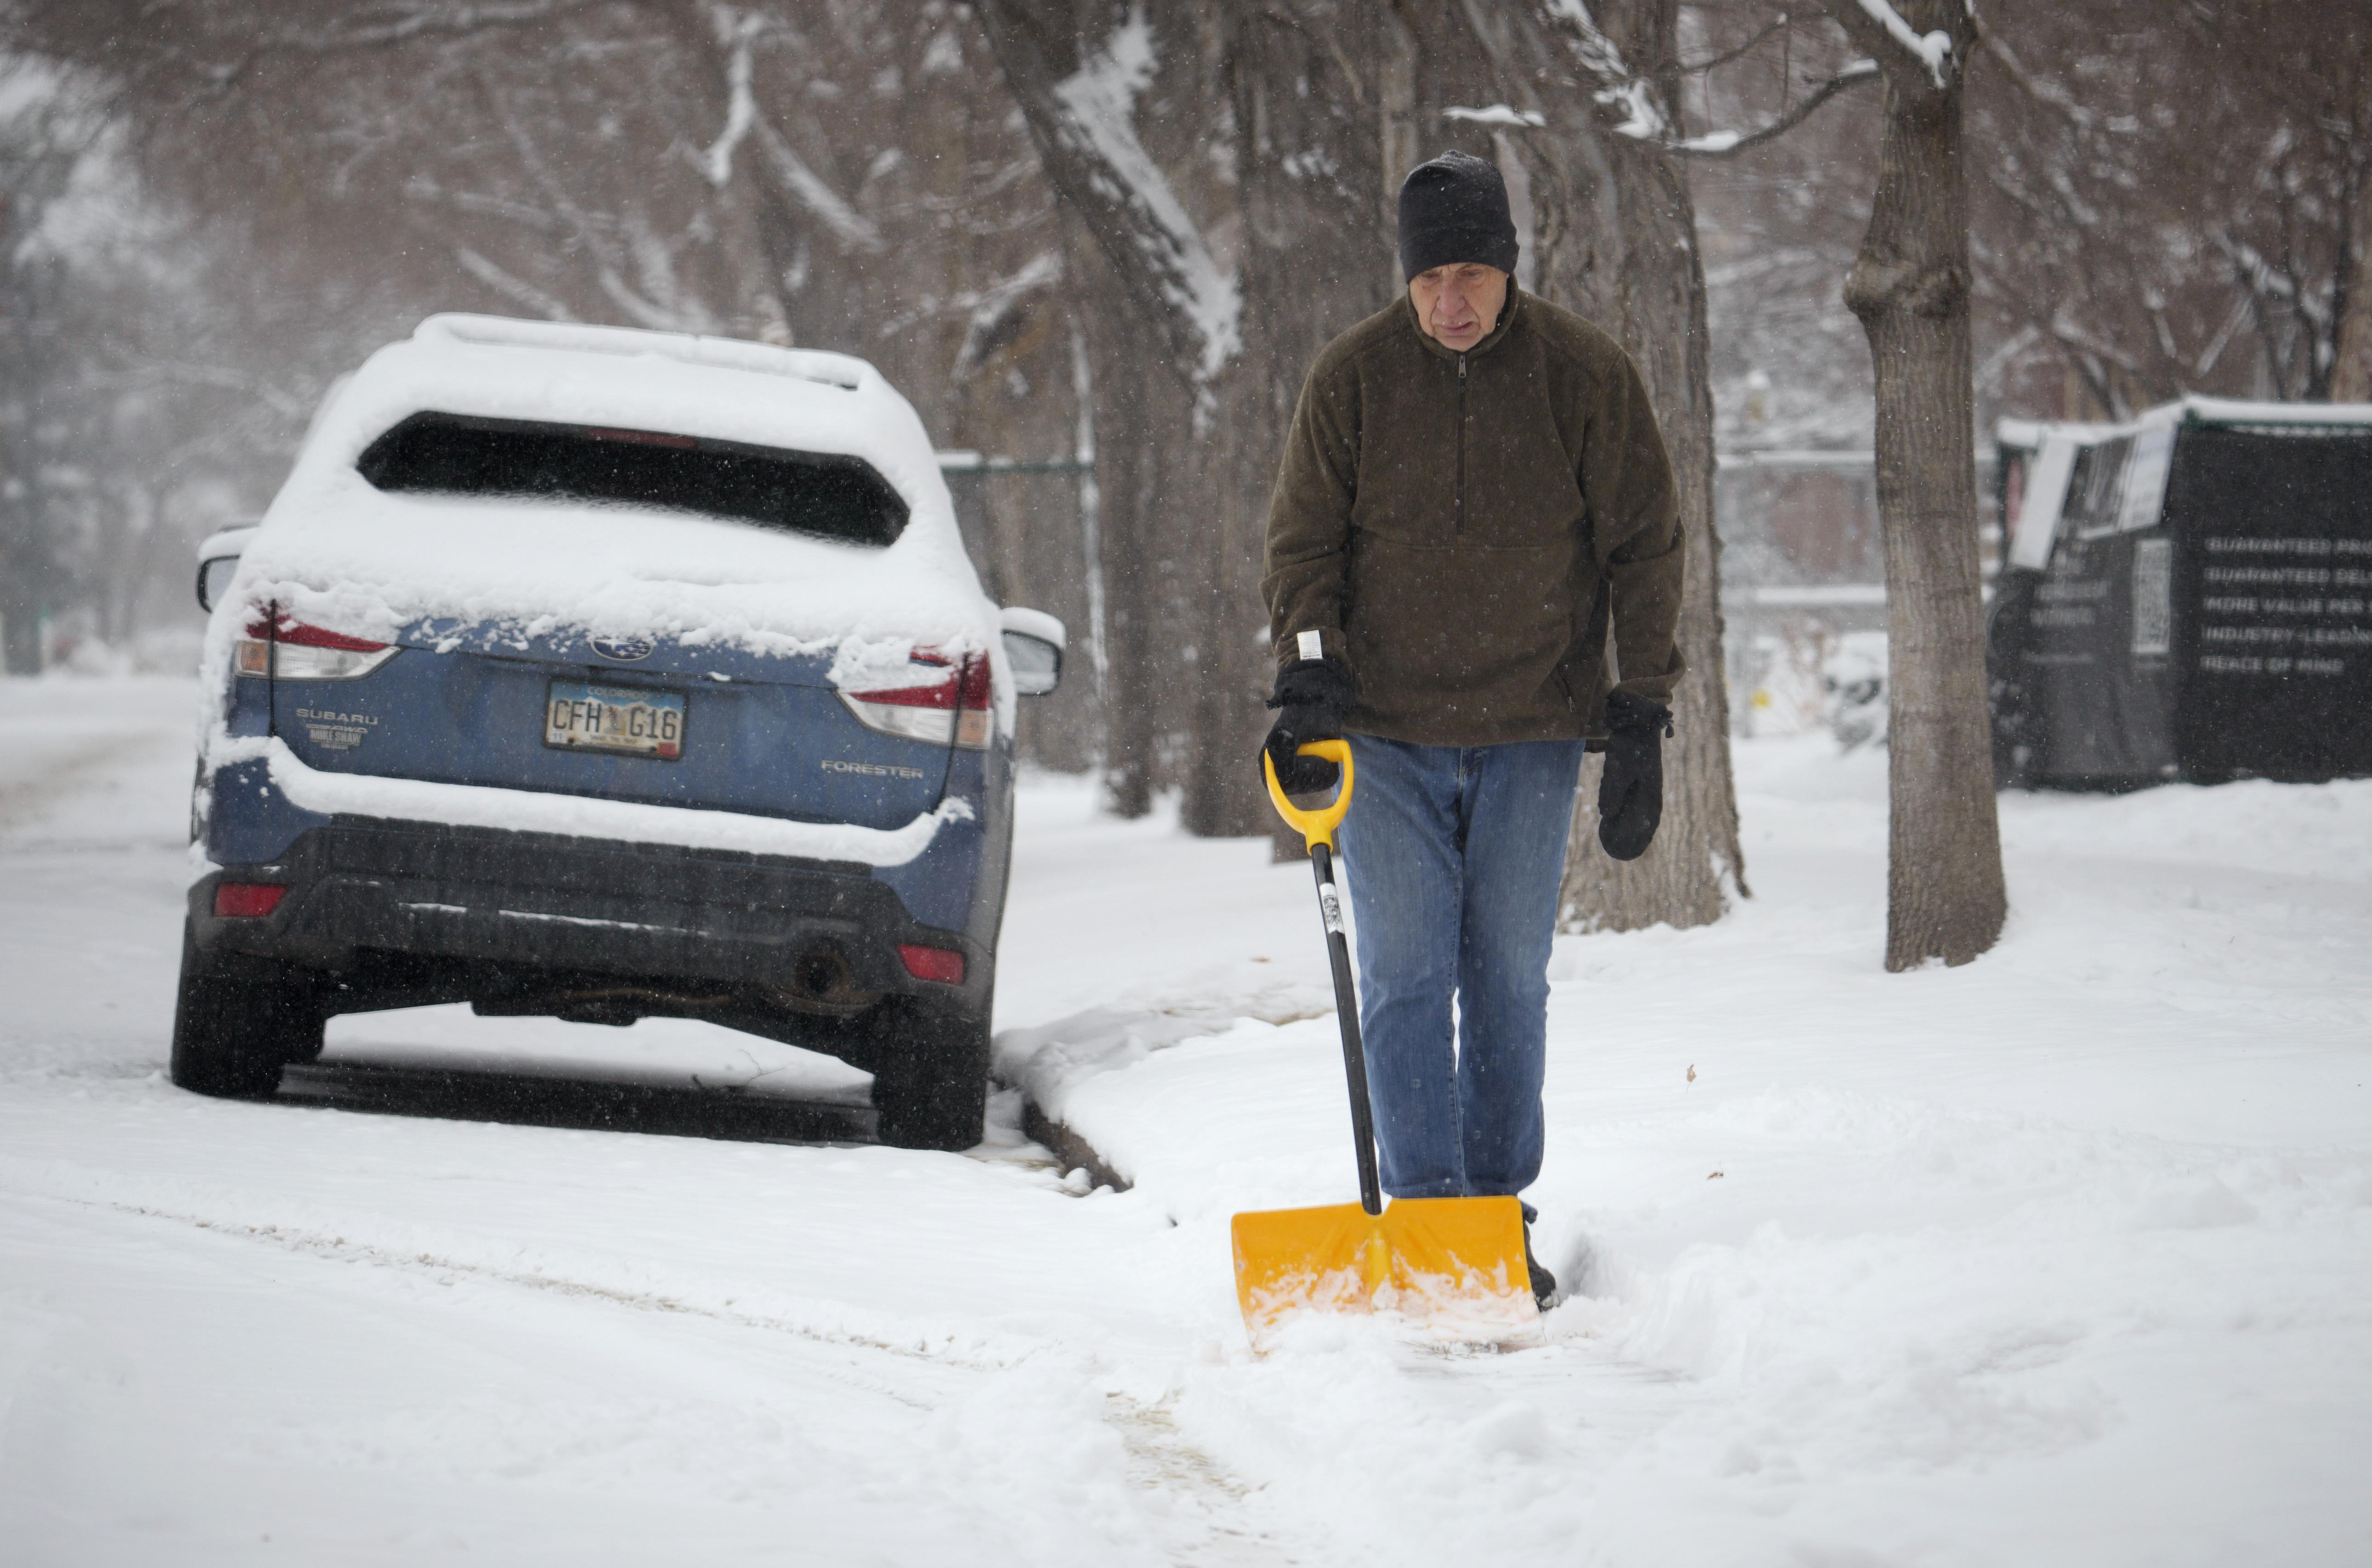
{"left": 1336, "top": 735, "right": 1586, "bottom": 1201}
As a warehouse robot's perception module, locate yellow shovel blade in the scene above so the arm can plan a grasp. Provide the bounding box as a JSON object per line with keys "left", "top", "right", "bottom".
{"left": 1231, "top": 1195, "right": 1537, "bottom": 1347}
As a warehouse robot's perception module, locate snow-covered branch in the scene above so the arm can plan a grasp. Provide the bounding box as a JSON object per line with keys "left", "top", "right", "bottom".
{"left": 256, "top": 1, "right": 587, "bottom": 53}
{"left": 1680, "top": 12, "right": 1795, "bottom": 76}
{"left": 952, "top": 249, "right": 1064, "bottom": 381}
{"left": 1851, "top": 0, "right": 1953, "bottom": 89}
{"left": 1669, "top": 62, "right": 1881, "bottom": 159}
{"left": 472, "top": 68, "right": 682, "bottom": 330}
{"left": 204, "top": 0, "right": 604, "bottom": 90}
{"left": 1541, "top": 0, "right": 1669, "bottom": 140}
{"left": 681, "top": 7, "right": 881, "bottom": 255}
{"left": 2222, "top": 232, "right": 2329, "bottom": 332}
{"left": 1981, "top": 32, "right": 2101, "bottom": 132}
{"left": 1047, "top": 11, "right": 1239, "bottom": 388}
{"left": 753, "top": 122, "right": 884, "bottom": 254}
{"left": 698, "top": 6, "right": 767, "bottom": 187}
{"left": 452, "top": 245, "right": 578, "bottom": 321}
{"left": 1445, "top": 104, "right": 1547, "bottom": 130}
{"left": 1466, "top": 5, "right": 1877, "bottom": 163}
{"left": 1813, "top": 0, "right": 1966, "bottom": 100}
{"left": 970, "top": 0, "right": 1240, "bottom": 395}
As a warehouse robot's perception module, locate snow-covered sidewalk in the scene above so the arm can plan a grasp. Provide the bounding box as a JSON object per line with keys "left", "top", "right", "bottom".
{"left": 3, "top": 676, "right": 2368, "bottom": 1565}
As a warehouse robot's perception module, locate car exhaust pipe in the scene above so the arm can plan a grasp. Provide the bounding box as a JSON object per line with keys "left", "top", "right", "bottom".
{"left": 775, "top": 949, "right": 876, "bottom": 1017}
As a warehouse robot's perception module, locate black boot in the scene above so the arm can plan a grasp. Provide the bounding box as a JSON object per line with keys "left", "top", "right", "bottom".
{"left": 1523, "top": 1222, "right": 1557, "bottom": 1309}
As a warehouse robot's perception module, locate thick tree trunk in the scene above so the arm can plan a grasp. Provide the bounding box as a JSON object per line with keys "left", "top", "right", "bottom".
{"left": 2332, "top": 157, "right": 2372, "bottom": 401}
{"left": 1462, "top": 0, "right": 1747, "bottom": 931}
{"left": 1825, "top": 0, "right": 2005, "bottom": 970}
{"left": 1176, "top": 410, "right": 1274, "bottom": 837}
{"left": 1093, "top": 305, "right": 1184, "bottom": 820}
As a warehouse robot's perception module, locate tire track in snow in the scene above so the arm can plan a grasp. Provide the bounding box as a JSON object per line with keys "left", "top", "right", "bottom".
{"left": 1101, "top": 1399, "right": 1289, "bottom": 1568}
{"left": 4, "top": 1169, "right": 1302, "bottom": 1565}
{"left": 7, "top": 1174, "right": 1042, "bottom": 1379}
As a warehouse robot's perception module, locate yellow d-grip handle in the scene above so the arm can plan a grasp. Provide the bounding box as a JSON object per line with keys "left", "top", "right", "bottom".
{"left": 1262, "top": 739, "right": 1354, "bottom": 853}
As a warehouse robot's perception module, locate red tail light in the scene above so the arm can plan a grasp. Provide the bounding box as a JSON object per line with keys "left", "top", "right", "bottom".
{"left": 213, "top": 882, "right": 289, "bottom": 918}
{"left": 898, "top": 944, "right": 967, "bottom": 985}
{"left": 849, "top": 653, "right": 959, "bottom": 710}
{"left": 247, "top": 616, "right": 389, "bottom": 652}
{"left": 235, "top": 615, "right": 399, "bottom": 681}
{"left": 841, "top": 652, "right": 993, "bottom": 749}
{"left": 955, "top": 654, "right": 991, "bottom": 714}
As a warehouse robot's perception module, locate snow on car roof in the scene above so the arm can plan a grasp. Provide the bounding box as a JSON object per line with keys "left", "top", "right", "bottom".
{"left": 319, "top": 313, "right": 945, "bottom": 514}
{"left": 221, "top": 316, "right": 997, "bottom": 687}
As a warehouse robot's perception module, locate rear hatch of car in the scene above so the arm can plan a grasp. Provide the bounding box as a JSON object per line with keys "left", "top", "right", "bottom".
{"left": 264, "top": 413, "right": 982, "bottom": 832}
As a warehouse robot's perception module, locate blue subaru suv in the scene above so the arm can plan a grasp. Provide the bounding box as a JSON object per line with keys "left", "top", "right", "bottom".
{"left": 177, "top": 315, "right": 1063, "bottom": 1149}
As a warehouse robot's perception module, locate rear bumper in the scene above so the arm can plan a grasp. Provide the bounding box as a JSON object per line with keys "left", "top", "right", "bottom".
{"left": 191, "top": 818, "right": 989, "bottom": 1015}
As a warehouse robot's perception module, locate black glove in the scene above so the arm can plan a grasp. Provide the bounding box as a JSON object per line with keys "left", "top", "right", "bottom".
{"left": 1263, "top": 657, "right": 1354, "bottom": 794}
{"left": 1596, "top": 690, "right": 1672, "bottom": 861}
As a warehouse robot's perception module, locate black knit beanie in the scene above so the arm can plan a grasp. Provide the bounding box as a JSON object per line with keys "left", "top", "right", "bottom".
{"left": 1397, "top": 151, "right": 1519, "bottom": 282}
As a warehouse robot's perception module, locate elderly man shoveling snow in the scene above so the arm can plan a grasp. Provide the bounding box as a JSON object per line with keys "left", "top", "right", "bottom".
{"left": 1235, "top": 150, "right": 1686, "bottom": 1339}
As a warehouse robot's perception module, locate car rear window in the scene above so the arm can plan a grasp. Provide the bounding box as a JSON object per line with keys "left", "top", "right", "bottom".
{"left": 356, "top": 412, "right": 909, "bottom": 546}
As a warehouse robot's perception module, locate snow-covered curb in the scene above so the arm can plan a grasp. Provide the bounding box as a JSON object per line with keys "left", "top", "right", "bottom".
{"left": 994, "top": 976, "right": 1333, "bottom": 1195}
{"left": 995, "top": 1008, "right": 1247, "bottom": 1192}
{"left": 225, "top": 736, "right": 971, "bottom": 865}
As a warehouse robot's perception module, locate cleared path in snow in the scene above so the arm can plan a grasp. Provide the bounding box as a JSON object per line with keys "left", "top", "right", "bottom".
{"left": 3, "top": 677, "right": 2370, "bottom": 1567}
{"left": 1001, "top": 741, "right": 2372, "bottom": 1567}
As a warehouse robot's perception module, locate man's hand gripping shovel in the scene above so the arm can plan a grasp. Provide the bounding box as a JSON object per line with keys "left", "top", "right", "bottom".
{"left": 1231, "top": 740, "right": 1540, "bottom": 1349}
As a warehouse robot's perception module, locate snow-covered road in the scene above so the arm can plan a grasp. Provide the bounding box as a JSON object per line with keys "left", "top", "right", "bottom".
{"left": 4, "top": 677, "right": 2369, "bottom": 1566}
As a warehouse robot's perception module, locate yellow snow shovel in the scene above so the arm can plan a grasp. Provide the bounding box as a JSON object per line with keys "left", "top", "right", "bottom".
{"left": 1232, "top": 740, "right": 1538, "bottom": 1348}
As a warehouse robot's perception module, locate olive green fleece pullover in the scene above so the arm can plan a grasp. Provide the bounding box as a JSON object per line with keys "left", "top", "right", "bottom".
{"left": 1261, "top": 284, "right": 1686, "bottom": 746}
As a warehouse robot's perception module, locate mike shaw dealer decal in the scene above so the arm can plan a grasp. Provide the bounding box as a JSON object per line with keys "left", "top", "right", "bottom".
{"left": 296, "top": 707, "right": 378, "bottom": 751}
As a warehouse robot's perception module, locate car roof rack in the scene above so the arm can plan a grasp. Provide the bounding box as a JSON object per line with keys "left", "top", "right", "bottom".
{"left": 414, "top": 314, "right": 869, "bottom": 394}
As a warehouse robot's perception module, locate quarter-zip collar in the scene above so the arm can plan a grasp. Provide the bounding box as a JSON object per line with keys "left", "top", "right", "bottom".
{"left": 1393, "top": 283, "right": 1525, "bottom": 536}
{"left": 1399, "top": 280, "right": 1526, "bottom": 364}
{"left": 1399, "top": 285, "right": 1525, "bottom": 536}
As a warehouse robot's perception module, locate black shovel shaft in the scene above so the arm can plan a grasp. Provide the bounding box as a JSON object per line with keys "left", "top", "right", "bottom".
{"left": 1310, "top": 842, "right": 1383, "bottom": 1216}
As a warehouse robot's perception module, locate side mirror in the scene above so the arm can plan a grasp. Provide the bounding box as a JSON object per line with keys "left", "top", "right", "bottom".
{"left": 999, "top": 607, "right": 1065, "bottom": 697}
{"left": 196, "top": 556, "right": 240, "bottom": 613}
{"left": 194, "top": 523, "right": 258, "bottom": 612}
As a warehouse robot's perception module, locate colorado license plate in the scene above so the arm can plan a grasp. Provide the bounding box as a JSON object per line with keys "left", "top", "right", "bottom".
{"left": 544, "top": 681, "right": 685, "bottom": 759}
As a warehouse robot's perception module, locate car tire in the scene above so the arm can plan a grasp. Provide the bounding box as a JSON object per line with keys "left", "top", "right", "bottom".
{"left": 869, "top": 993, "right": 991, "bottom": 1152}
{"left": 169, "top": 922, "right": 325, "bottom": 1099}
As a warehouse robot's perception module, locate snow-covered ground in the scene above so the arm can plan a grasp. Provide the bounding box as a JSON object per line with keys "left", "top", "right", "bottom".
{"left": 3, "top": 675, "right": 2368, "bottom": 1566}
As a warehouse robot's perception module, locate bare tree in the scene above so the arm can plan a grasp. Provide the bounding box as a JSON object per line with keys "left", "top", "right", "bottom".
{"left": 1970, "top": 0, "right": 2371, "bottom": 416}
{"left": 1809, "top": 0, "right": 2004, "bottom": 969}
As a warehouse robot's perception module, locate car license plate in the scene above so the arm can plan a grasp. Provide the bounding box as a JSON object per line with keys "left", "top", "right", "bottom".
{"left": 545, "top": 681, "right": 685, "bottom": 759}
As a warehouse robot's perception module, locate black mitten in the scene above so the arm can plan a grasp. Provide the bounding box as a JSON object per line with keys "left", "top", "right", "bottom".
{"left": 1596, "top": 690, "right": 1672, "bottom": 861}
{"left": 1263, "top": 657, "right": 1354, "bottom": 794}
